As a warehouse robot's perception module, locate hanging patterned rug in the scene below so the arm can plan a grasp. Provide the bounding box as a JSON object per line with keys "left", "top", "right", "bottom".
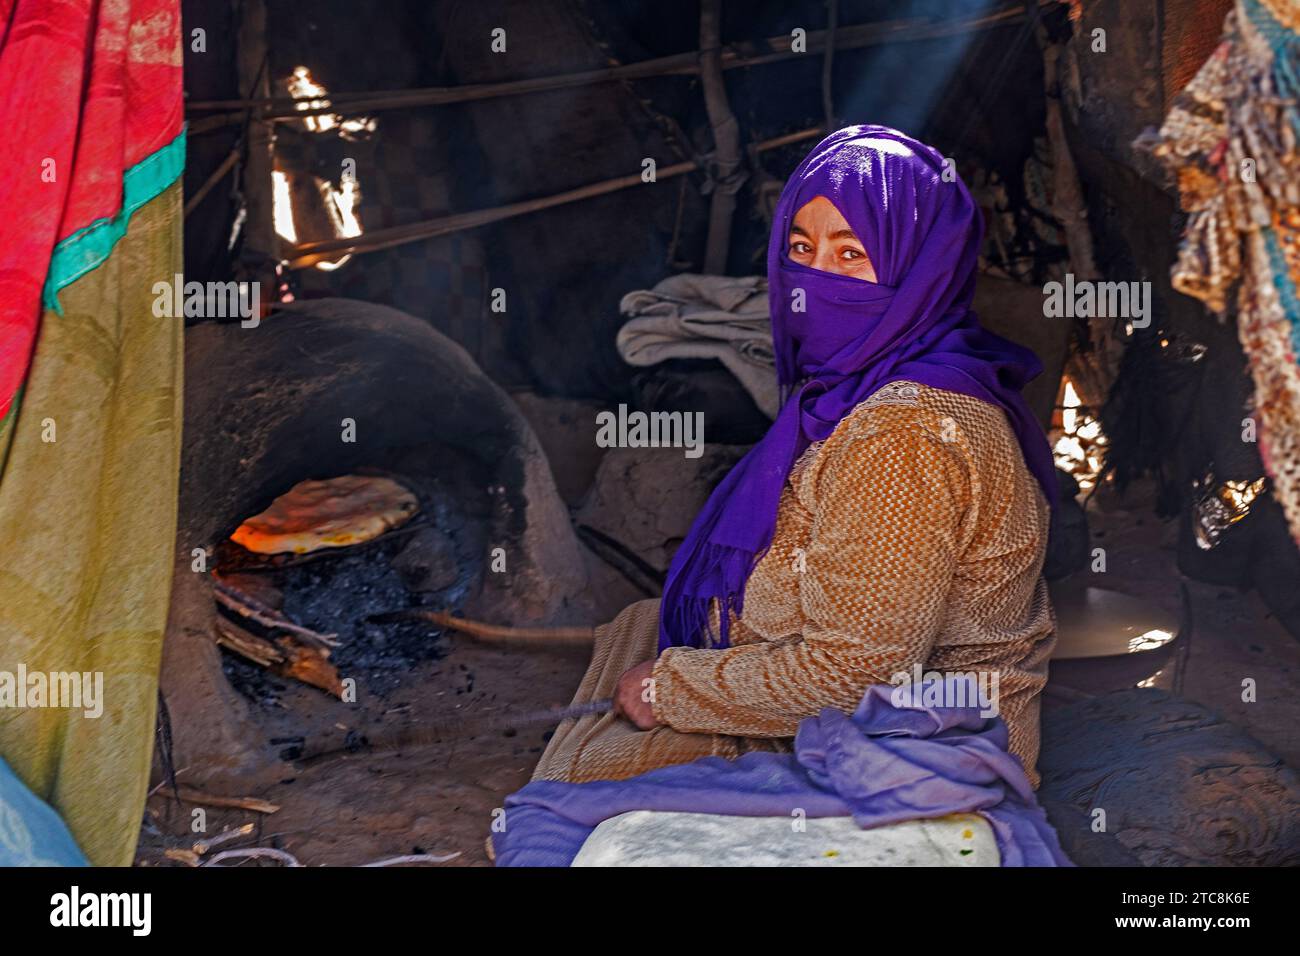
{"left": 1148, "top": 0, "right": 1300, "bottom": 546}
{"left": 0, "top": 0, "right": 184, "bottom": 865}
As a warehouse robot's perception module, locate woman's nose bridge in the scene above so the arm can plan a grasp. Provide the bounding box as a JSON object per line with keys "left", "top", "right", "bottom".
{"left": 812, "top": 242, "right": 840, "bottom": 274}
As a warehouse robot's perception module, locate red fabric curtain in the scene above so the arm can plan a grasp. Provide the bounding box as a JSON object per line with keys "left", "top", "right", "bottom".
{"left": 0, "top": 0, "right": 183, "bottom": 420}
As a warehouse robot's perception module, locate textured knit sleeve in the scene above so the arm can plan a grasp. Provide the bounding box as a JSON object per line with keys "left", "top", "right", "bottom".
{"left": 651, "top": 417, "right": 968, "bottom": 737}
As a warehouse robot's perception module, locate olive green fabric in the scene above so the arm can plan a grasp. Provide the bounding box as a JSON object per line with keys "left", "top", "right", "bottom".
{"left": 0, "top": 180, "right": 182, "bottom": 866}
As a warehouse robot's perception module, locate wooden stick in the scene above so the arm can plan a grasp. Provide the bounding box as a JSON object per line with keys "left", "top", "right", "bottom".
{"left": 203, "top": 847, "right": 301, "bottom": 867}
{"left": 575, "top": 524, "right": 664, "bottom": 596}
{"left": 214, "top": 619, "right": 345, "bottom": 699}
{"left": 284, "top": 127, "right": 823, "bottom": 267}
{"left": 212, "top": 574, "right": 339, "bottom": 648}
{"left": 193, "top": 823, "right": 257, "bottom": 856}
{"left": 822, "top": 0, "right": 841, "bottom": 128}
{"left": 273, "top": 634, "right": 346, "bottom": 698}
{"left": 372, "top": 608, "right": 595, "bottom": 646}
{"left": 699, "top": 0, "right": 744, "bottom": 275}
{"left": 214, "top": 619, "right": 284, "bottom": 667}
{"left": 183, "top": 148, "right": 240, "bottom": 217}
{"left": 294, "top": 698, "right": 615, "bottom": 768}
{"left": 361, "top": 852, "right": 462, "bottom": 866}
{"left": 153, "top": 785, "right": 280, "bottom": 815}
{"left": 286, "top": 159, "right": 695, "bottom": 265}
{"left": 235, "top": 0, "right": 279, "bottom": 273}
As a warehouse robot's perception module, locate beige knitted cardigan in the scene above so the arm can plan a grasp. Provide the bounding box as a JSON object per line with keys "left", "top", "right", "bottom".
{"left": 535, "top": 380, "right": 1056, "bottom": 788}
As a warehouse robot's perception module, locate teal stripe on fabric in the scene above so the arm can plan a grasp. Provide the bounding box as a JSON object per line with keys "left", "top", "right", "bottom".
{"left": 41, "top": 128, "right": 187, "bottom": 315}
{"left": 1264, "top": 229, "right": 1300, "bottom": 355}
{"left": 1244, "top": 0, "right": 1300, "bottom": 138}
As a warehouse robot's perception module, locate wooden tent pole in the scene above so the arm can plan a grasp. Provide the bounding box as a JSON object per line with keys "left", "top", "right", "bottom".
{"left": 188, "top": 2, "right": 1040, "bottom": 133}
{"left": 822, "top": 0, "right": 841, "bottom": 128}
{"left": 234, "top": 0, "right": 279, "bottom": 282}
{"left": 1029, "top": 7, "right": 1118, "bottom": 409}
{"left": 184, "top": 148, "right": 239, "bottom": 217}
{"left": 699, "top": 0, "right": 743, "bottom": 275}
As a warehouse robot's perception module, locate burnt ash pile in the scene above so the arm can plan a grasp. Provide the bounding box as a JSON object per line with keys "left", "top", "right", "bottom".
{"left": 220, "top": 653, "right": 293, "bottom": 709}
{"left": 282, "top": 540, "right": 439, "bottom": 675}
{"left": 217, "top": 476, "right": 484, "bottom": 704}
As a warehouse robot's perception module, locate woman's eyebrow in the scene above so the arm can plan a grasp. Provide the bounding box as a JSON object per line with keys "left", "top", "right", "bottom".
{"left": 787, "top": 225, "right": 860, "bottom": 241}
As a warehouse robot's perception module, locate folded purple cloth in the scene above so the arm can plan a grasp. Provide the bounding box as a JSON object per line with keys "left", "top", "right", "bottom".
{"left": 493, "top": 675, "right": 1072, "bottom": 866}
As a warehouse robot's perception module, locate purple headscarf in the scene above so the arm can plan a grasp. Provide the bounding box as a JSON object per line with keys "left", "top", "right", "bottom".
{"left": 658, "top": 125, "right": 1057, "bottom": 652}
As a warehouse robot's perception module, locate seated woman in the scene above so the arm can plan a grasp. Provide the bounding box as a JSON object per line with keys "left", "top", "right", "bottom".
{"left": 532, "top": 125, "right": 1058, "bottom": 790}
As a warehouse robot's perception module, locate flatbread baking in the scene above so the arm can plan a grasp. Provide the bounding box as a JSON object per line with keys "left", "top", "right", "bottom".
{"left": 231, "top": 475, "right": 419, "bottom": 555}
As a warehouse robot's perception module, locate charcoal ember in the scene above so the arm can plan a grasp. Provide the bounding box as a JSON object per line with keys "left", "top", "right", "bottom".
{"left": 221, "top": 653, "right": 288, "bottom": 707}
{"left": 276, "top": 534, "right": 449, "bottom": 695}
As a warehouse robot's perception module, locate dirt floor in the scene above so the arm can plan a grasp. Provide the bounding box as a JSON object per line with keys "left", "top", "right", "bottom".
{"left": 139, "top": 628, "right": 595, "bottom": 867}
{"left": 135, "top": 463, "right": 1300, "bottom": 868}
{"left": 1058, "top": 480, "right": 1300, "bottom": 770}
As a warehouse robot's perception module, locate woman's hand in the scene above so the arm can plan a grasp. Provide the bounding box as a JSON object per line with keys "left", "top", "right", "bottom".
{"left": 613, "top": 659, "right": 660, "bottom": 730}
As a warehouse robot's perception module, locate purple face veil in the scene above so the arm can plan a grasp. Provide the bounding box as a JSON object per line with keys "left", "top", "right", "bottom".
{"left": 658, "top": 125, "right": 1057, "bottom": 651}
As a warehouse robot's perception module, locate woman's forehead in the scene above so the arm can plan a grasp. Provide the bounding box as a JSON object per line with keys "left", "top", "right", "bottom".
{"left": 790, "top": 196, "right": 855, "bottom": 232}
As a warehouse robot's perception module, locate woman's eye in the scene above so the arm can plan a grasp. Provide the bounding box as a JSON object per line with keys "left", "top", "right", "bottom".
{"left": 789, "top": 241, "right": 811, "bottom": 255}
{"left": 841, "top": 248, "right": 864, "bottom": 260}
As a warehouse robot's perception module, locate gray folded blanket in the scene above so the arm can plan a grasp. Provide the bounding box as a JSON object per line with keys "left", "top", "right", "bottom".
{"left": 617, "top": 273, "right": 779, "bottom": 419}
